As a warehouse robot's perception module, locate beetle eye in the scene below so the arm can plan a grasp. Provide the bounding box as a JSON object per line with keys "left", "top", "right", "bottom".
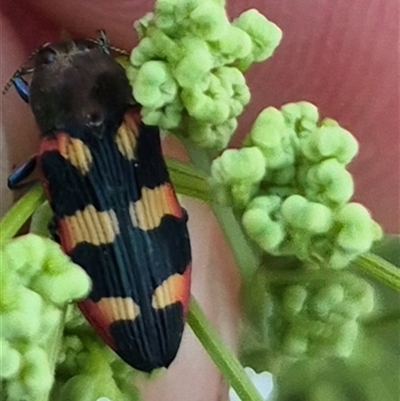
{"left": 38, "top": 47, "right": 57, "bottom": 65}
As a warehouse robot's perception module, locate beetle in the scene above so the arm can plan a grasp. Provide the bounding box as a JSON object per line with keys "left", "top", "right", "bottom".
{"left": 5, "top": 32, "right": 192, "bottom": 372}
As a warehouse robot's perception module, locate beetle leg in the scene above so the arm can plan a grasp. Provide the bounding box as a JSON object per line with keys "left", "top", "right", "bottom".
{"left": 8, "top": 155, "right": 37, "bottom": 189}
{"left": 12, "top": 76, "right": 30, "bottom": 103}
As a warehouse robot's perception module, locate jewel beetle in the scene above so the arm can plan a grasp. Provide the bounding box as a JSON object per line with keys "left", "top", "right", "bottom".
{"left": 5, "top": 32, "right": 191, "bottom": 372}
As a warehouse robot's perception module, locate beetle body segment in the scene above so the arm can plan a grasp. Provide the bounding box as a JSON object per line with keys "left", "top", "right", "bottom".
{"left": 13, "top": 38, "right": 192, "bottom": 372}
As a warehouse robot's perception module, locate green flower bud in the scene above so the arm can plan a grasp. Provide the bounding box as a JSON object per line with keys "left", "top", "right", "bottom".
{"left": 335, "top": 203, "right": 383, "bottom": 253}
{"left": 130, "top": 1, "right": 281, "bottom": 149}
{"left": 187, "top": 117, "right": 237, "bottom": 150}
{"left": 242, "top": 196, "right": 286, "bottom": 251}
{"left": 189, "top": 3, "right": 230, "bottom": 41}
{"left": 0, "top": 339, "right": 21, "bottom": 379}
{"left": 281, "top": 101, "right": 319, "bottom": 133}
{"left": 282, "top": 285, "right": 308, "bottom": 316}
{"left": 300, "top": 124, "right": 359, "bottom": 164}
{"left": 133, "top": 61, "right": 178, "bottom": 108}
{"left": 216, "top": 26, "right": 253, "bottom": 62}
{"left": 144, "top": 101, "right": 184, "bottom": 129}
{"left": 214, "top": 67, "right": 251, "bottom": 117}
{"left": 264, "top": 272, "right": 374, "bottom": 359}
{"left": 174, "top": 39, "right": 214, "bottom": 88}
{"left": 181, "top": 82, "right": 230, "bottom": 124}
{"left": 282, "top": 327, "right": 308, "bottom": 355}
{"left": 333, "top": 320, "right": 359, "bottom": 358}
{"left": 249, "top": 107, "right": 295, "bottom": 169}
{"left": 130, "top": 37, "right": 159, "bottom": 67}
{"left": 281, "top": 195, "right": 333, "bottom": 234}
{"left": 1, "top": 287, "right": 43, "bottom": 339}
{"left": 210, "top": 147, "right": 266, "bottom": 207}
{"left": 234, "top": 9, "right": 282, "bottom": 65}
{"left": 306, "top": 159, "right": 354, "bottom": 206}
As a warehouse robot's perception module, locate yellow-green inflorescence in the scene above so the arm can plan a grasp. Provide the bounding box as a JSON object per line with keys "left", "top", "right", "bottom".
{"left": 266, "top": 271, "right": 374, "bottom": 359}
{"left": 127, "top": 0, "right": 282, "bottom": 150}
{"left": 210, "top": 101, "right": 382, "bottom": 269}
{"left": 0, "top": 234, "right": 91, "bottom": 401}
{"left": 242, "top": 266, "right": 376, "bottom": 364}
{"left": 51, "top": 307, "right": 141, "bottom": 401}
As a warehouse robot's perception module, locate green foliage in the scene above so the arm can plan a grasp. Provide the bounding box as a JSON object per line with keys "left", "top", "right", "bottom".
{"left": 128, "top": 0, "right": 282, "bottom": 150}
{"left": 51, "top": 307, "right": 141, "bottom": 401}
{"left": 210, "top": 102, "right": 382, "bottom": 269}
{"left": 0, "top": 235, "right": 91, "bottom": 401}
{"left": 241, "top": 264, "right": 375, "bottom": 365}
{"left": 267, "top": 272, "right": 374, "bottom": 358}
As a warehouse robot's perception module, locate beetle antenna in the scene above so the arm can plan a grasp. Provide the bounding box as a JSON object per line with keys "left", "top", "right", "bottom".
{"left": 90, "top": 29, "right": 129, "bottom": 56}
{"left": 2, "top": 67, "right": 35, "bottom": 95}
{"left": 2, "top": 46, "right": 41, "bottom": 95}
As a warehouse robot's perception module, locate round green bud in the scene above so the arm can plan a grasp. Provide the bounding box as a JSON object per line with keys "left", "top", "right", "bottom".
{"left": 281, "top": 195, "right": 333, "bottom": 233}
{"left": 217, "top": 25, "right": 253, "bottom": 62}
{"left": 187, "top": 117, "right": 237, "bottom": 149}
{"left": 242, "top": 196, "right": 286, "bottom": 251}
{"left": 142, "top": 100, "right": 184, "bottom": 129}
{"left": 281, "top": 101, "right": 319, "bottom": 133}
{"left": 282, "top": 327, "right": 308, "bottom": 356}
{"left": 0, "top": 339, "right": 21, "bottom": 379}
{"left": 211, "top": 147, "right": 266, "bottom": 183}
{"left": 181, "top": 84, "right": 230, "bottom": 124}
{"left": 174, "top": 38, "right": 214, "bottom": 88}
{"left": 334, "top": 320, "right": 359, "bottom": 358}
{"left": 1, "top": 288, "right": 43, "bottom": 339}
{"left": 282, "top": 285, "right": 308, "bottom": 316}
{"left": 133, "top": 61, "right": 178, "bottom": 108}
{"left": 306, "top": 159, "right": 354, "bottom": 205}
{"left": 234, "top": 9, "right": 282, "bottom": 63}
{"left": 214, "top": 67, "right": 250, "bottom": 116}
{"left": 31, "top": 264, "right": 91, "bottom": 306}
{"left": 0, "top": 269, "right": 23, "bottom": 313}
{"left": 249, "top": 107, "right": 295, "bottom": 169}
{"left": 2, "top": 235, "right": 47, "bottom": 283}
{"left": 300, "top": 125, "right": 359, "bottom": 164}
{"left": 58, "top": 374, "right": 96, "bottom": 401}
{"left": 22, "top": 346, "right": 54, "bottom": 398}
{"left": 335, "top": 203, "right": 381, "bottom": 253}
{"left": 130, "top": 37, "right": 158, "bottom": 67}
{"left": 311, "top": 284, "right": 345, "bottom": 318}
{"left": 189, "top": 3, "right": 230, "bottom": 41}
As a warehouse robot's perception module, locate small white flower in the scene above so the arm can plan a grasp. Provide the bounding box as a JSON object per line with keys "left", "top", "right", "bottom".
{"left": 96, "top": 398, "right": 112, "bottom": 401}
{"left": 229, "top": 367, "right": 274, "bottom": 401}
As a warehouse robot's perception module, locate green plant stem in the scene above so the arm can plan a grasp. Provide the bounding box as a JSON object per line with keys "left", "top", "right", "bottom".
{"left": 363, "top": 311, "right": 400, "bottom": 329}
{"left": 187, "top": 296, "right": 264, "bottom": 401}
{"left": 212, "top": 204, "right": 262, "bottom": 281}
{"left": 0, "top": 184, "right": 45, "bottom": 242}
{"left": 166, "top": 158, "right": 210, "bottom": 202}
{"left": 182, "top": 141, "right": 262, "bottom": 281}
{"left": 355, "top": 252, "right": 400, "bottom": 292}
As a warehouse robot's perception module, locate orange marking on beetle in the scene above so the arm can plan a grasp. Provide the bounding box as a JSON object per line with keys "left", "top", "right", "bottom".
{"left": 129, "top": 184, "right": 183, "bottom": 231}
{"left": 79, "top": 300, "right": 116, "bottom": 349}
{"left": 95, "top": 297, "right": 141, "bottom": 323}
{"left": 58, "top": 135, "right": 93, "bottom": 174}
{"left": 115, "top": 116, "right": 138, "bottom": 160}
{"left": 58, "top": 205, "right": 120, "bottom": 253}
{"left": 39, "top": 137, "right": 63, "bottom": 154}
{"left": 151, "top": 265, "right": 191, "bottom": 313}
{"left": 39, "top": 133, "right": 93, "bottom": 174}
